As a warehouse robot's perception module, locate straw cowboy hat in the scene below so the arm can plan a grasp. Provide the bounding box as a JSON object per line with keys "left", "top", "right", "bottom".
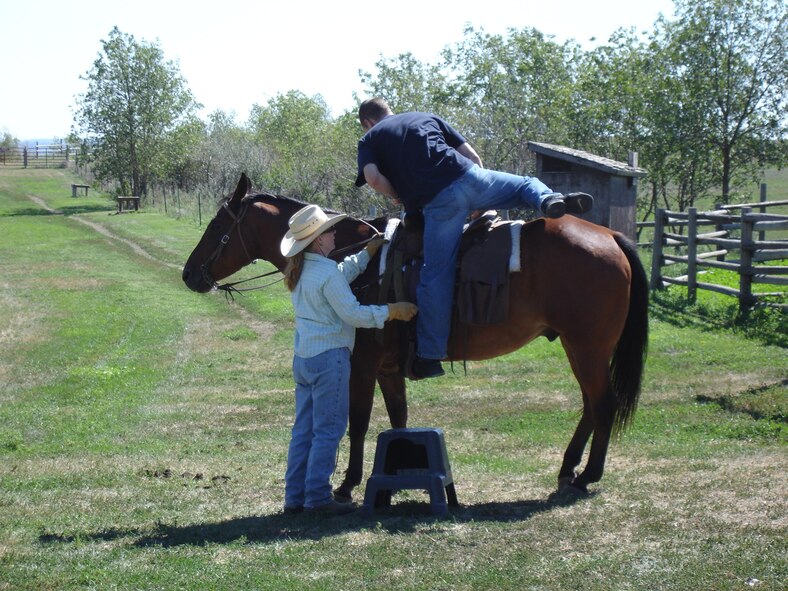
{"left": 280, "top": 204, "right": 347, "bottom": 257}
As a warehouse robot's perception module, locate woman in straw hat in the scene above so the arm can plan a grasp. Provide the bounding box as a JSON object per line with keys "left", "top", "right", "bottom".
{"left": 280, "top": 204, "right": 418, "bottom": 515}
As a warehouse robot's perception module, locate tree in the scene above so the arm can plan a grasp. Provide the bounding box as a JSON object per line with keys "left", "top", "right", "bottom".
{"left": 159, "top": 116, "right": 206, "bottom": 191}
{"left": 1, "top": 130, "right": 19, "bottom": 150}
{"left": 358, "top": 52, "right": 448, "bottom": 114}
{"left": 248, "top": 91, "right": 344, "bottom": 205}
{"left": 570, "top": 30, "right": 653, "bottom": 161}
{"left": 656, "top": 0, "right": 788, "bottom": 203}
{"left": 441, "top": 26, "right": 576, "bottom": 173}
{"left": 73, "top": 27, "right": 201, "bottom": 197}
{"left": 195, "top": 110, "right": 261, "bottom": 200}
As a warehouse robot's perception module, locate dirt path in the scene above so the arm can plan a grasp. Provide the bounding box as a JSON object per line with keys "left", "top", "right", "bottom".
{"left": 26, "top": 194, "right": 182, "bottom": 271}
{"left": 25, "top": 194, "right": 276, "bottom": 339}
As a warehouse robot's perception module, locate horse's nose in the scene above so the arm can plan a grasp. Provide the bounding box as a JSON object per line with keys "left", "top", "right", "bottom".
{"left": 182, "top": 267, "right": 191, "bottom": 284}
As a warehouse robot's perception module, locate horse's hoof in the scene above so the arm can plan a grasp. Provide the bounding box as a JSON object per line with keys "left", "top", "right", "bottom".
{"left": 557, "top": 476, "right": 575, "bottom": 493}
{"left": 556, "top": 475, "right": 588, "bottom": 497}
{"left": 567, "top": 482, "right": 589, "bottom": 495}
{"left": 333, "top": 488, "right": 353, "bottom": 504}
{"left": 557, "top": 473, "right": 580, "bottom": 493}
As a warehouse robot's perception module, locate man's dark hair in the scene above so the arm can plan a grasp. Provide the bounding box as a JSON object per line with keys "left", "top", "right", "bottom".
{"left": 358, "top": 97, "right": 391, "bottom": 123}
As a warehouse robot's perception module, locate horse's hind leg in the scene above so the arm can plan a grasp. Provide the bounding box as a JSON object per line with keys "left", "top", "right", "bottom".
{"left": 560, "top": 340, "right": 616, "bottom": 493}
{"left": 558, "top": 395, "right": 593, "bottom": 490}
{"left": 574, "top": 390, "right": 615, "bottom": 492}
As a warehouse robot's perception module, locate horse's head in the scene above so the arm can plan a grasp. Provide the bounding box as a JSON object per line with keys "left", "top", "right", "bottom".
{"left": 182, "top": 173, "right": 291, "bottom": 292}
{"left": 182, "top": 173, "right": 387, "bottom": 293}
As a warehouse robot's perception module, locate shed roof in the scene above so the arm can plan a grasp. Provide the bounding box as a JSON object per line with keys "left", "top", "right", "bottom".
{"left": 528, "top": 141, "right": 648, "bottom": 178}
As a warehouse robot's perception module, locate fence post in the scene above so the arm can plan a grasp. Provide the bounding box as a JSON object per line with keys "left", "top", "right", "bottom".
{"left": 650, "top": 208, "right": 666, "bottom": 290}
{"left": 739, "top": 207, "right": 755, "bottom": 310}
{"left": 758, "top": 184, "right": 767, "bottom": 242}
{"left": 687, "top": 207, "right": 698, "bottom": 302}
{"left": 713, "top": 202, "right": 727, "bottom": 262}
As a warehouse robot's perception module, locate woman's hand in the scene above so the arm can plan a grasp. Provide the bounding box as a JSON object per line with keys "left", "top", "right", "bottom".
{"left": 387, "top": 302, "right": 418, "bottom": 321}
{"left": 365, "top": 237, "right": 387, "bottom": 258}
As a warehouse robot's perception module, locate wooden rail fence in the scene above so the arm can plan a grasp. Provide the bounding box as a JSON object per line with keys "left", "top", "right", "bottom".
{"left": 0, "top": 144, "right": 79, "bottom": 168}
{"left": 649, "top": 200, "right": 788, "bottom": 310}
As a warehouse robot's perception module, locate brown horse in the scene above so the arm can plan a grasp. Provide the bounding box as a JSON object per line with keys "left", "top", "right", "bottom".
{"left": 182, "top": 174, "right": 648, "bottom": 498}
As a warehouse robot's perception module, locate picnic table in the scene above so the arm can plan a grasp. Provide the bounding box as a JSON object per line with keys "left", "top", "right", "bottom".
{"left": 116, "top": 196, "right": 140, "bottom": 213}
{"left": 71, "top": 184, "right": 90, "bottom": 197}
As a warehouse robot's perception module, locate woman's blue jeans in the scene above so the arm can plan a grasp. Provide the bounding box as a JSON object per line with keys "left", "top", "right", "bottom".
{"left": 284, "top": 347, "right": 350, "bottom": 509}
{"left": 417, "top": 165, "right": 553, "bottom": 360}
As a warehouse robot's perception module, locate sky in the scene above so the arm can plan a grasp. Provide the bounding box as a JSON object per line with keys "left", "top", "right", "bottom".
{"left": 0, "top": 0, "right": 676, "bottom": 141}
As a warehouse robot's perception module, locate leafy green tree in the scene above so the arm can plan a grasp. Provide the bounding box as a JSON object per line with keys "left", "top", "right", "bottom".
{"left": 1, "top": 130, "right": 18, "bottom": 150}
{"left": 442, "top": 26, "right": 575, "bottom": 173}
{"left": 196, "top": 110, "right": 261, "bottom": 199}
{"left": 570, "top": 30, "right": 652, "bottom": 160}
{"left": 248, "top": 91, "right": 345, "bottom": 205}
{"left": 73, "top": 27, "right": 201, "bottom": 197}
{"left": 572, "top": 27, "right": 717, "bottom": 216}
{"left": 656, "top": 0, "right": 787, "bottom": 203}
{"left": 358, "top": 52, "right": 448, "bottom": 114}
{"left": 159, "top": 116, "right": 206, "bottom": 190}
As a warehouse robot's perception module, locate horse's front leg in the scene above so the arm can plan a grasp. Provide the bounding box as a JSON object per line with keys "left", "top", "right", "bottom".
{"left": 378, "top": 363, "right": 408, "bottom": 428}
{"left": 334, "top": 352, "right": 378, "bottom": 503}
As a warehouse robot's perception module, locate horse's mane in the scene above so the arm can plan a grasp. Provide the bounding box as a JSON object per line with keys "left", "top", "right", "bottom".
{"left": 217, "top": 189, "right": 306, "bottom": 208}
{"left": 221, "top": 188, "right": 383, "bottom": 225}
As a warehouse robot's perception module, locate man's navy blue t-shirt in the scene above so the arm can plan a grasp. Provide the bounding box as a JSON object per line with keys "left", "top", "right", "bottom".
{"left": 355, "top": 112, "right": 475, "bottom": 213}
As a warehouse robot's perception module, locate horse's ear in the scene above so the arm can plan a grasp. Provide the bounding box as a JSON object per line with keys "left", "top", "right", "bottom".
{"left": 231, "top": 173, "right": 251, "bottom": 202}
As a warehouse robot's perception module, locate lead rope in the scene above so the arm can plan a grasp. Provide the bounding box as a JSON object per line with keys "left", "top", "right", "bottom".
{"left": 214, "top": 233, "right": 383, "bottom": 300}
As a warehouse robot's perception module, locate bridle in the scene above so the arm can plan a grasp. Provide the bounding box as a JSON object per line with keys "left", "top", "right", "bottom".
{"left": 200, "top": 196, "right": 382, "bottom": 298}
{"left": 199, "top": 199, "right": 279, "bottom": 297}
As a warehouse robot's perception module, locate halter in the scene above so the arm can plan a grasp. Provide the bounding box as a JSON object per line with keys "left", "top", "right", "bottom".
{"left": 200, "top": 196, "right": 382, "bottom": 299}
{"left": 199, "top": 199, "right": 256, "bottom": 290}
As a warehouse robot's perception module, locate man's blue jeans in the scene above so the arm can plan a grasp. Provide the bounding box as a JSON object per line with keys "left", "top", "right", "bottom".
{"left": 284, "top": 347, "right": 350, "bottom": 508}
{"left": 417, "top": 165, "right": 553, "bottom": 360}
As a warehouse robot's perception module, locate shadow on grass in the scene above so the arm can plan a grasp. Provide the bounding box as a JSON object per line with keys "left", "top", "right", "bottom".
{"left": 0, "top": 204, "right": 115, "bottom": 217}
{"left": 650, "top": 290, "right": 787, "bottom": 348}
{"left": 38, "top": 492, "right": 590, "bottom": 547}
{"left": 696, "top": 378, "right": 787, "bottom": 423}
{"left": 0, "top": 207, "right": 60, "bottom": 217}
{"left": 58, "top": 204, "right": 116, "bottom": 216}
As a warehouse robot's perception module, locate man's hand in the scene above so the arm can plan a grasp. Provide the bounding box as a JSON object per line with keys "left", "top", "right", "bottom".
{"left": 364, "top": 163, "right": 400, "bottom": 203}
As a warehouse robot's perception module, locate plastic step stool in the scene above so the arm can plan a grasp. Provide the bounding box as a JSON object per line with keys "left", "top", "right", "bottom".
{"left": 362, "top": 428, "right": 458, "bottom": 516}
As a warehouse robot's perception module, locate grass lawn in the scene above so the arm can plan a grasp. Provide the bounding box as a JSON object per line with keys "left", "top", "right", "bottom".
{"left": 0, "top": 168, "right": 785, "bottom": 591}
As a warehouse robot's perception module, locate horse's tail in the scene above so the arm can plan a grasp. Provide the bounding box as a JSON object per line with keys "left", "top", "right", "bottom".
{"left": 610, "top": 234, "right": 649, "bottom": 435}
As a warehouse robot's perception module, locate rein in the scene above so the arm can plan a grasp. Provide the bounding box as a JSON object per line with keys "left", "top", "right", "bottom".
{"left": 215, "top": 268, "right": 283, "bottom": 300}
{"left": 204, "top": 196, "right": 382, "bottom": 299}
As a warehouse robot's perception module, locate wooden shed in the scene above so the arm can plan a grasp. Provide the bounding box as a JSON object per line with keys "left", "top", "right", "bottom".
{"left": 528, "top": 141, "right": 647, "bottom": 241}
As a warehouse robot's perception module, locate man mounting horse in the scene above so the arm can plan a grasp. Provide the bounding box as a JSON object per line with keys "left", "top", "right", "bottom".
{"left": 356, "top": 97, "right": 593, "bottom": 379}
{"left": 182, "top": 97, "right": 648, "bottom": 502}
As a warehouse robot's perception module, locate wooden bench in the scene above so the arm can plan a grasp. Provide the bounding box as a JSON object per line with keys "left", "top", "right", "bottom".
{"left": 116, "top": 196, "right": 140, "bottom": 213}
{"left": 71, "top": 184, "right": 90, "bottom": 197}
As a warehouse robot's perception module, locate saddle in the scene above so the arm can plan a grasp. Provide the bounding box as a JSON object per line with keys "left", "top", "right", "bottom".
{"left": 377, "top": 211, "right": 516, "bottom": 329}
